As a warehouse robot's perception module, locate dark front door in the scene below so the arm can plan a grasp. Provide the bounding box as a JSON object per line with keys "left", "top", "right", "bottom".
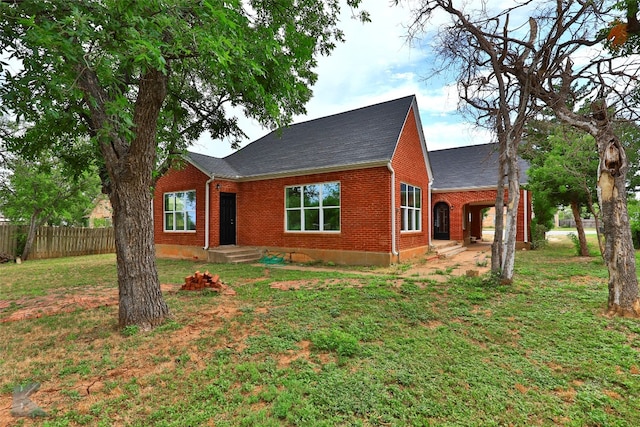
{"left": 433, "top": 202, "right": 450, "bottom": 240}
{"left": 219, "top": 193, "right": 236, "bottom": 245}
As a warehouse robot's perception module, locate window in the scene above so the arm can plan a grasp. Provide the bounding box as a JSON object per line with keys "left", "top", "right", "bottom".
{"left": 164, "top": 190, "right": 196, "bottom": 231}
{"left": 401, "top": 183, "right": 421, "bottom": 232}
{"left": 285, "top": 182, "right": 340, "bottom": 232}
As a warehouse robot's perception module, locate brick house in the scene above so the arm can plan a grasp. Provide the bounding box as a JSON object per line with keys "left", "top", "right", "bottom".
{"left": 429, "top": 144, "right": 531, "bottom": 247}
{"left": 154, "top": 95, "right": 531, "bottom": 265}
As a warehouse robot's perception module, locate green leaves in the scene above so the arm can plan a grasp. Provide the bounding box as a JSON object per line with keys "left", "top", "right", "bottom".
{"left": 0, "top": 153, "right": 101, "bottom": 227}
{"left": 0, "top": 0, "right": 360, "bottom": 174}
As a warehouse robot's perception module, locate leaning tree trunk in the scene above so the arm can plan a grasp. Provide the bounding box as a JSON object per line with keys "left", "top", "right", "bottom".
{"left": 20, "top": 210, "right": 44, "bottom": 261}
{"left": 584, "top": 187, "right": 605, "bottom": 257}
{"left": 570, "top": 200, "right": 590, "bottom": 257}
{"left": 593, "top": 103, "right": 640, "bottom": 316}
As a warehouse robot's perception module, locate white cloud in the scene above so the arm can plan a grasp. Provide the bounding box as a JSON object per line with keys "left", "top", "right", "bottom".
{"left": 422, "top": 121, "right": 494, "bottom": 152}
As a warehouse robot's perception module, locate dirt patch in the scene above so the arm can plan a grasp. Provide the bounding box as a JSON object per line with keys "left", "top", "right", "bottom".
{"left": 0, "top": 287, "right": 122, "bottom": 323}
{"left": 398, "top": 243, "right": 492, "bottom": 281}
{"left": 269, "top": 278, "right": 365, "bottom": 290}
{"left": 0, "top": 290, "right": 245, "bottom": 426}
{"left": 0, "top": 283, "right": 222, "bottom": 323}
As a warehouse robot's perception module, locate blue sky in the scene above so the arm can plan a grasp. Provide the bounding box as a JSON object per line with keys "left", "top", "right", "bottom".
{"left": 189, "top": 1, "right": 494, "bottom": 158}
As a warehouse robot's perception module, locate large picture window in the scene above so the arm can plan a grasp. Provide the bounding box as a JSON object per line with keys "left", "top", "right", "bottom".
{"left": 164, "top": 190, "right": 196, "bottom": 231}
{"left": 285, "top": 182, "right": 340, "bottom": 232}
{"left": 401, "top": 183, "right": 421, "bottom": 232}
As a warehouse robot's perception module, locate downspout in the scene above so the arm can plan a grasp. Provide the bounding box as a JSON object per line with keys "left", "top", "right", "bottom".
{"left": 428, "top": 178, "right": 433, "bottom": 248}
{"left": 523, "top": 189, "right": 529, "bottom": 243}
{"left": 204, "top": 176, "right": 214, "bottom": 250}
{"left": 387, "top": 162, "right": 399, "bottom": 260}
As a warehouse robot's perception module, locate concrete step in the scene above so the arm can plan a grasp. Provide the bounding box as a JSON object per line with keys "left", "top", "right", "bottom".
{"left": 436, "top": 243, "right": 467, "bottom": 259}
{"left": 208, "top": 246, "right": 262, "bottom": 264}
{"left": 431, "top": 240, "right": 459, "bottom": 250}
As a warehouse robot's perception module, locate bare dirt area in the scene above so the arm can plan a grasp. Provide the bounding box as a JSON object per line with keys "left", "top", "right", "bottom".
{"left": 389, "top": 242, "right": 493, "bottom": 281}
{"left": 0, "top": 283, "right": 237, "bottom": 324}
{"left": 0, "top": 283, "right": 179, "bottom": 323}
{"left": 263, "top": 243, "right": 492, "bottom": 292}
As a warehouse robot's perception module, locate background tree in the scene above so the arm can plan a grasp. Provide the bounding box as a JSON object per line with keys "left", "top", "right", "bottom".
{"left": 0, "top": 153, "right": 101, "bottom": 260}
{"left": 523, "top": 122, "right": 600, "bottom": 256}
{"left": 524, "top": 117, "right": 640, "bottom": 257}
{"left": 402, "top": 0, "right": 640, "bottom": 317}
{"left": 0, "top": 0, "right": 366, "bottom": 329}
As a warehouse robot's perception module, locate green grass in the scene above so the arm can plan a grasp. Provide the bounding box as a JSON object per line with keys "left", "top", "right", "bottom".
{"left": 1, "top": 244, "right": 639, "bottom": 426}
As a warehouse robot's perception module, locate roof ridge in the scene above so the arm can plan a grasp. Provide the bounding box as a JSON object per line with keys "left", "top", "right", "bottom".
{"left": 428, "top": 142, "right": 497, "bottom": 153}
{"left": 286, "top": 94, "right": 416, "bottom": 127}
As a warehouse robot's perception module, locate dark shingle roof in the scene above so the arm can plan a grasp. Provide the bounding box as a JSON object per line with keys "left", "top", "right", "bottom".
{"left": 429, "top": 143, "right": 529, "bottom": 191}
{"left": 187, "top": 95, "right": 417, "bottom": 179}
{"left": 187, "top": 151, "right": 240, "bottom": 178}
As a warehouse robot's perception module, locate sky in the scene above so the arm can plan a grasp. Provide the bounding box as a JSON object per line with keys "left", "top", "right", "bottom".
{"left": 188, "top": 1, "right": 494, "bottom": 158}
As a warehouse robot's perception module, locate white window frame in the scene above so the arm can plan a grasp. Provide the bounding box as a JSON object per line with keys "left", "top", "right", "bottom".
{"left": 164, "top": 190, "right": 196, "bottom": 232}
{"left": 285, "top": 182, "right": 341, "bottom": 232}
{"left": 401, "top": 183, "right": 422, "bottom": 232}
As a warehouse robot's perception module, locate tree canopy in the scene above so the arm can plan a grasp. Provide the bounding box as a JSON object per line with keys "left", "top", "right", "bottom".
{"left": 0, "top": 0, "right": 366, "bottom": 328}
{"left": 0, "top": 0, "right": 366, "bottom": 174}
{"left": 0, "top": 152, "right": 101, "bottom": 259}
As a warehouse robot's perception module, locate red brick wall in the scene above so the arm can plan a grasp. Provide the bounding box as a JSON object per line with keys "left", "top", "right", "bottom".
{"left": 432, "top": 189, "right": 531, "bottom": 242}
{"left": 154, "top": 164, "right": 394, "bottom": 252}
{"left": 154, "top": 163, "right": 210, "bottom": 247}
{"left": 236, "top": 167, "right": 392, "bottom": 252}
{"left": 392, "top": 106, "right": 431, "bottom": 251}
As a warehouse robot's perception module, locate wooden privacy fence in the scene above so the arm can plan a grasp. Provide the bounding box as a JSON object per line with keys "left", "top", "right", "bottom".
{"left": 0, "top": 225, "right": 115, "bottom": 259}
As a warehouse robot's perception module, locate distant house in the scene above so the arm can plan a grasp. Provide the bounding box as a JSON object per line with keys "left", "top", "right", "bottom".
{"left": 86, "top": 196, "right": 113, "bottom": 228}
{"left": 153, "top": 95, "right": 531, "bottom": 265}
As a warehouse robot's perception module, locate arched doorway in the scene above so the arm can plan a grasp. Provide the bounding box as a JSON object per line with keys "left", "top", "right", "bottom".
{"left": 433, "top": 202, "right": 450, "bottom": 240}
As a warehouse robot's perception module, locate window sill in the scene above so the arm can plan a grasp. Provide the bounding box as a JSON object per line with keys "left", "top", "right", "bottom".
{"left": 284, "top": 231, "right": 341, "bottom": 235}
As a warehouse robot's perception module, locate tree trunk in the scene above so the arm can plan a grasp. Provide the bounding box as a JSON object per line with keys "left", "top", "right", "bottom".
{"left": 593, "top": 118, "right": 640, "bottom": 316}
{"left": 110, "top": 69, "right": 171, "bottom": 330}
{"left": 77, "top": 65, "right": 171, "bottom": 330}
{"left": 20, "top": 210, "right": 42, "bottom": 261}
{"left": 110, "top": 180, "right": 169, "bottom": 329}
{"left": 500, "top": 143, "right": 521, "bottom": 283}
{"left": 570, "top": 200, "right": 590, "bottom": 257}
{"left": 492, "top": 143, "right": 506, "bottom": 274}
{"left": 584, "top": 188, "right": 605, "bottom": 257}
{"left": 551, "top": 101, "right": 639, "bottom": 317}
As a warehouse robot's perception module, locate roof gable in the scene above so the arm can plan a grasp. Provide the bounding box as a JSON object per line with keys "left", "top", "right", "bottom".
{"left": 187, "top": 95, "right": 417, "bottom": 179}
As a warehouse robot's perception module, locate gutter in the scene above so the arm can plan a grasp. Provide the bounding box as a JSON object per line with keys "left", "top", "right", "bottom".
{"left": 387, "top": 162, "right": 399, "bottom": 260}
{"left": 204, "top": 176, "right": 214, "bottom": 250}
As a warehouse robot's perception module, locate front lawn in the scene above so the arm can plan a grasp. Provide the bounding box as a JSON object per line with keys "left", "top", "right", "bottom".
{"left": 0, "top": 240, "right": 638, "bottom": 426}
